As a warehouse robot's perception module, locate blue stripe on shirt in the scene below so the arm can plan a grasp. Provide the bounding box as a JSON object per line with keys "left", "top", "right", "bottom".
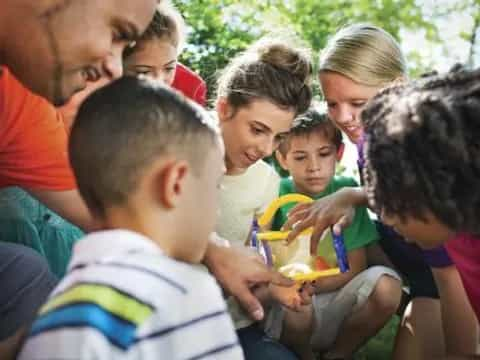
{"left": 30, "top": 303, "right": 137, "bottom": 350}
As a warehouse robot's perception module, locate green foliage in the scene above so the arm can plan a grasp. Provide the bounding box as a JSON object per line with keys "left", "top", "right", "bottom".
{"left": 266, "top": 0, "right": 434, "bottom": 52}
{"left": 175, "top": 0, "right": 259, "bottom": 99}
{"left": 174, "top": 0, "right": 439, "bottom": 101}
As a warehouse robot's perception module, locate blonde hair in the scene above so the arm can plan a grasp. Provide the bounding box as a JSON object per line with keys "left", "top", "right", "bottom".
{"left": 217, "top": 36, "right": 313, "bottom": 116}
{"left": 319, "top": 24, "right": 407, "bottom": 87}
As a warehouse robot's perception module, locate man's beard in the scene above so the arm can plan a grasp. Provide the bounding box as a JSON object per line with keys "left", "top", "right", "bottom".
{"left": 39, "top": 1, "right": 72, "bottom": 106}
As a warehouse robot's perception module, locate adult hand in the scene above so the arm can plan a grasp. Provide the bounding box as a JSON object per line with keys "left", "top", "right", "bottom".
{"left": 204, "top": 241, "right": 294, "bottom": 321}
{"left": 282, "top": 187, "right": 365, "bottom": 254}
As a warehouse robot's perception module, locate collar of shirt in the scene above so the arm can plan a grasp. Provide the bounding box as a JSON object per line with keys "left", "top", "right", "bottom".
{"left": 70, "top": 229, "right": 163, "bottom": 266}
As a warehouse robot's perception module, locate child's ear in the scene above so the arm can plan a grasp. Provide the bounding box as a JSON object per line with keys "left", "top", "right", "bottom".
{"left": 156, "top": 160, "right": 189, "bottom": 209}
{"left": 216, "top": 97, "right": 232, "bottom": 123}
{"left": 275, "top": 149, "right": 289, "bottom": 171}
{"left": 336, "top": 143, "right": 345, "bottom": 162}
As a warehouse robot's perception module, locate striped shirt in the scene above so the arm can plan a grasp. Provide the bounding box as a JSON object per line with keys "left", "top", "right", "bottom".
{"left": 19, "top": 230, "right": 244, "bottom": 360}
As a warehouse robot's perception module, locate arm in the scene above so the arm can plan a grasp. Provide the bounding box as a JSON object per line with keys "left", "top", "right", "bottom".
{"left": 432, "top": 266, "right": 479, "bottom": 356}
{"left": 0, "top": 77, "right": 97, "bottom": 232}
{"left": 284, "top": 187, "right": 368, "bottom": 253}
{"left": 27, "top": 189, "right": 99, "bottom": 232}
{"left": 313, "top": 247, "right": 367, "bottom": 294}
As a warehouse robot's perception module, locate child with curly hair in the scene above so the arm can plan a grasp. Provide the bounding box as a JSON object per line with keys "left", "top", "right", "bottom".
{"left": 362, "top": 67, "right": 480, "bottom": 359}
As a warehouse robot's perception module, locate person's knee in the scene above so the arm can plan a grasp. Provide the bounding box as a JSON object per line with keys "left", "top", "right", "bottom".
{"left": 8, "top": 244, "right": 57, "bottom": 292}
{"left": 17, "top": 244, "right": 51, "bottom": 275}
{"left": 0, "top": 244, "right": 57, "bottom": 341}
{"left": 0, "top": 326, "right": 27, "bottom": 360}
{"left": 369, "top": 275, "right": 402, "bottom": 316}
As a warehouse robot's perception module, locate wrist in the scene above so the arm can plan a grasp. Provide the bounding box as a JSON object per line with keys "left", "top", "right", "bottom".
{"left": 204, "top": 233, "right": 231, "bottom": 267}
{"left": 339, "top": 187, "right": 367, "bottom": 207}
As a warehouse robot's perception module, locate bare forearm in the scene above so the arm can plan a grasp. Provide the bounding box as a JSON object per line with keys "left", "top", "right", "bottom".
{"left": 432, "top": 266, "right": 479, "bottom": 356}
{"left": 315, "top": 249, "right": 367, "bottom": 294}
{"left": 342, "top": 186, "right": 368, "bottom": 207}
{"left": 314, "top": 270, "right": 358, "bottom": 294}
{"left": 27, "top": 189, "right": 98, "bottom": 232}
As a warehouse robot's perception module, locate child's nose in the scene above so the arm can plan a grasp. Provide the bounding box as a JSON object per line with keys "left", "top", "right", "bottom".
{"left": 307, "top": 157, "right": 320, "bottom": 171}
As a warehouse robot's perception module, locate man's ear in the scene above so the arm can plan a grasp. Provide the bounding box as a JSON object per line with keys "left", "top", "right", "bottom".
{"left": 216, "top": 97, "right": 232, "bottom": 123}
{"left": 275, "top": 149, "right": 289, "bottom": 171}
{"left": 155, "top": 160, "right": 189, "bottom": 209}
{"left": 336, "top": 143, "right": 345, "bottom": 162}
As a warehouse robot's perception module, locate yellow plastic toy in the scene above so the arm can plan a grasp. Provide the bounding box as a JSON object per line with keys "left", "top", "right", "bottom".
{"left": 251, "top": 194, "right": 349, "bottom": 282}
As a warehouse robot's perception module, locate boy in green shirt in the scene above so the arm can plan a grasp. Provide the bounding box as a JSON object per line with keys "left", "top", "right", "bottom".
{"left": 265, "top": 106, "right": 401, "bottom": 360}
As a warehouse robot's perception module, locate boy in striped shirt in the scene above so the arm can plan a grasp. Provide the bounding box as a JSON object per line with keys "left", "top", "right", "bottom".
{"left": 19, "top": 77, "right": 243, "bottom": 360}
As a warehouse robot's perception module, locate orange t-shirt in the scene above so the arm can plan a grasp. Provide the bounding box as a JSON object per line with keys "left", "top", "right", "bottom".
{"left": 0, "top": 67, "right": 76, "bottom": 191}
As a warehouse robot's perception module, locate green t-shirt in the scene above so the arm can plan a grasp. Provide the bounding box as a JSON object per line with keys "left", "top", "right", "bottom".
{"left": 271, "top": 176, "right": 378, "bottom": 252}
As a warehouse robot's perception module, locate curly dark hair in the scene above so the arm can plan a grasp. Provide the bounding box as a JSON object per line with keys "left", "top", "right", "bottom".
{"left": 361, "top": 66, "right": 480, "bottom": 234}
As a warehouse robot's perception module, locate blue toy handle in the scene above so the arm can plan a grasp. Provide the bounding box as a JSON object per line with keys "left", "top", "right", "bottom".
{"left": 262, "top": 240, "right": 273, "bottom": 267}
{"left": 251, "top": 219, "right": 259, "bottom": 249}
{"left": 250, "top": 218, "right": 273, "bottom": 267}
{"left": 332, "top": 228, "right": 349, "bottom": 273}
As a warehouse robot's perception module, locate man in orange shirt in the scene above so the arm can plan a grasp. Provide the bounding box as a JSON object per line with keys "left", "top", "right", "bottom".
{"left": 0, "top": 1, "right": 157, "bottom": 358}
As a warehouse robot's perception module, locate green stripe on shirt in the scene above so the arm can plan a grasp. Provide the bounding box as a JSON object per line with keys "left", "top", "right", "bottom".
{"left": 40, "top": 283, "right": 153, "bottom": 325}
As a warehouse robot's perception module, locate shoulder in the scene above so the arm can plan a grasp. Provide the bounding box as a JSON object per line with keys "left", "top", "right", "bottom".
{"left": 251, "top": 160, "right": 280, "bottom": 181}
{"left": 172, "top": 63, "right": 207, "bottom": 106}
{"left": 234, "top": 160, "right": 280, "bottom": 190}
{"left": 279, "top": 177, "right": 295, "bottom": 195}
{"left": 0, "top": 66, "right": 62, "bottom": 135}
{"left": 174, "top": 63, "right": 205, "bottom": 84}
{"left": 129, "top": 255, "right": 225, "bottom": 308}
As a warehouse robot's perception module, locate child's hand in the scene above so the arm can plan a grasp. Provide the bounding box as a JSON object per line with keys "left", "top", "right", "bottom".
{"left": 269, "top": 281, "right": 315, "bottom": 312}
{"left": 283, "top": 188, "right": 360, "bottom": 253}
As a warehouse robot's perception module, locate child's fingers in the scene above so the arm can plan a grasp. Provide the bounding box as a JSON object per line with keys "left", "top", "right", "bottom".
{"left": 282, "top": 203, "right": 312, "bottom": 231}
{"left": 309, "top": 216, "right": 331, "bottom": 254}
{"left": 297, "top": 282, "right": 313, "bottom": 306}
{"left": 333, "top": 212, "right": 354, "bottom": 235}
{"left": 284, "top": 213, "right": 314, "bottom": 245}
{"left": 301, "top": 281, "right": 316, "bottom": 297}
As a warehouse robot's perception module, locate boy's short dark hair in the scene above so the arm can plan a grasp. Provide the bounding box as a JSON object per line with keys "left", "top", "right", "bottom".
{"left": 69, "top": 76, "right": 219, "bottom": 218}
{"left": 277, "top": 106, "right": 343, "bottom": 156}
{"left": 362, "top": 66, "right": 480, "bottom": 234}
